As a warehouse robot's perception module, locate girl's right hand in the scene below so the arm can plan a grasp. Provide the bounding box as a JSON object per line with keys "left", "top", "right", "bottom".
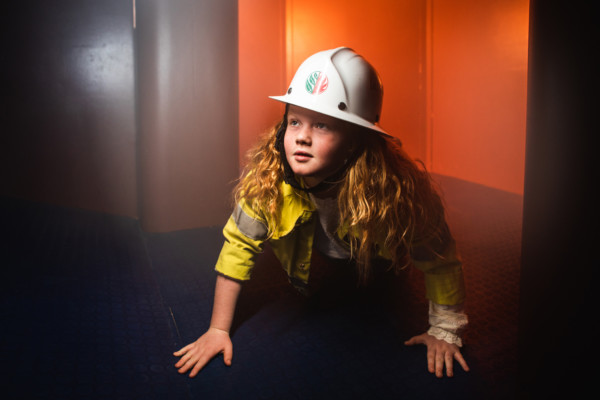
{"left": 173, "top": 327, "right": 233, "bottom": 377}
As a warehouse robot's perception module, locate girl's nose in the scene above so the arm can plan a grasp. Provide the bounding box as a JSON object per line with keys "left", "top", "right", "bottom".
{"left": 295, "top": 126, "right": 311, "bottom": 145}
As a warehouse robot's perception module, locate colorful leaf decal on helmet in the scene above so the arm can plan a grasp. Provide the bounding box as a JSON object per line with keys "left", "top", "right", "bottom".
{"left": 305, "top": 71, "right": 328, "bottom": 94}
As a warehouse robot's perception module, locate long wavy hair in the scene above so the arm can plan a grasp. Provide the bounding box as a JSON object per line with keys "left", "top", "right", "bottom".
{"left": 234, "top": 115, "right": 447, "bottom": 283}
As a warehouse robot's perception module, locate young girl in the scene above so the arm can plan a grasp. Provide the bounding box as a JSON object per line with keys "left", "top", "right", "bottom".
{"left": 174, "top": 47, "right": 469, "bottom": 379}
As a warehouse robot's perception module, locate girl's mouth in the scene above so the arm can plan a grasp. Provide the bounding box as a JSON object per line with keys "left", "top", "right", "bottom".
{"left": 293, "top": 151, "right": 313, "bottom": 161}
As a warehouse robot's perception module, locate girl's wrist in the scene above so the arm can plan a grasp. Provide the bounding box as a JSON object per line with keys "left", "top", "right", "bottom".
{"left": 208, "top": 326, "right": 230, "bottom": 335}
{"left": 427, "top": 326, "right": 463, "bottom": 347}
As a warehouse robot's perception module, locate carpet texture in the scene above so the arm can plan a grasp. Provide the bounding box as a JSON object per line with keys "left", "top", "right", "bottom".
{"left": 1, "top": 174, "right": 521, "bottom": 399}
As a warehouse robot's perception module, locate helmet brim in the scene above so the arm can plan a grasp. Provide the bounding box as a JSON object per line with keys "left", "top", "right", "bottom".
{"left": 268, "top": 95, "right": 390, "bottom": 137}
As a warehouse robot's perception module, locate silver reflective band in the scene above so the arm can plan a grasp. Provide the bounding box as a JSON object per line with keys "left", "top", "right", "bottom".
{"left": 232, "top": 204, "right": 268, "bottom": 241}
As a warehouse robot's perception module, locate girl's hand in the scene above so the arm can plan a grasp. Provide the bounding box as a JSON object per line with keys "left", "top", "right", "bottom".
{"left": 404, "top": 332, "right": 469, "bottom": 378}
{"left": 173, "top": 328, "right": 233, "bottom": 377}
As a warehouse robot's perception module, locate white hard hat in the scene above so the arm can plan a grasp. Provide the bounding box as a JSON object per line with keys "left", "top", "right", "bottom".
{"left": 269, "top": 47, "right": 388, "bottom": 135}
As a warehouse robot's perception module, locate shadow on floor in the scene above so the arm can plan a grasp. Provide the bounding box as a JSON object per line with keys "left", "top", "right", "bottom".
{"left": 0, "top": 174, "right": 521, "bottom": 399}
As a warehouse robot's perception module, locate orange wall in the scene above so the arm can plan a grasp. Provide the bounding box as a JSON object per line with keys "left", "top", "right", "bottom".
{"left": 238, "top": 0, "right": 287, "bottom": 166}
{"left": 238, "top": 0, "right": 427, "bottom": 163}
{"left": 238, "top": 0, "right": 529, "bottom": 194}
{"left": 285, "top": 0, "right": 428, "bottom": 162}
{"left": 430, "top": 0, "right": 529, "bottom": 194}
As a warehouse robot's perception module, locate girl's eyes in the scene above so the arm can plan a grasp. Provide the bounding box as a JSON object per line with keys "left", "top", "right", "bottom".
{"left": 287, "top": 119, "right": 328, "bottom": 130}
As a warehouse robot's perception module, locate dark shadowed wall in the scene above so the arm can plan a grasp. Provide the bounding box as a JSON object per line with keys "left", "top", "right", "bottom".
{"left": 1, "top": 1, "right": 137, "bottom": 217}
{"left": 0, "top": 0, "right": 239, "bottom": 231}
{"left": 519, "top": 0, "right": 595, "bottom": 397}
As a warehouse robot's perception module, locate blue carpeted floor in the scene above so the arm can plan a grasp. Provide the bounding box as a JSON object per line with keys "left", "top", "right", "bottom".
{"left": 0, "top": 175, "right": 521, "bottom": 399}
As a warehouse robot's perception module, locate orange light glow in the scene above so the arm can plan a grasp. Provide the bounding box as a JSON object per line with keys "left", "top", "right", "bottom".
{"left": 239, "top": 0, "right": 529, "bottom": 194}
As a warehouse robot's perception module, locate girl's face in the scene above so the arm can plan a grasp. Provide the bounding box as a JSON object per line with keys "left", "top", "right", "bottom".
{"left": 284, "top": 105, "right": 356, "bottom": 188}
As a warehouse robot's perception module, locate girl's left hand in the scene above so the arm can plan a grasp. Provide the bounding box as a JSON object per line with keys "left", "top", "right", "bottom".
{"left": 404, "top": 333, "right": 470, "bottom": 378}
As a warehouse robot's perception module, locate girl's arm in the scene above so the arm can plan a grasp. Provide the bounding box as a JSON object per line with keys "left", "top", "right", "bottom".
{"left": 409, "top": 226, "right": 469, "bottom": 377}
{"left": 173, "top": 274, "right": 242, "bottom": 377}
{"left": 210, "top": 274, "right": 243, "bottom": 331}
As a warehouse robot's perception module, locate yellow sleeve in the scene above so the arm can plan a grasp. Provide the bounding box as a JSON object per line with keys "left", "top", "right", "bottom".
{"left": 412, "top": 239, "right": 466, "bottom": 305}
{"left": 214, "top": 206, "right": 267, "bottom": 281}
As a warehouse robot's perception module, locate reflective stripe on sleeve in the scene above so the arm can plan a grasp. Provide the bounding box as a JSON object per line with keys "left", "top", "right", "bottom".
{"left": 232, "top": 204, "right": 268, "bottom": 241}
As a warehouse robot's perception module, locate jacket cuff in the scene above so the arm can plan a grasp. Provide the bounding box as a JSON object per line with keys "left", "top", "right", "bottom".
{"left": 428, "top": 301, "right": 468, "bottom": 347}
{"left": 427, "top": 326, "right": 463, "bottom": 347}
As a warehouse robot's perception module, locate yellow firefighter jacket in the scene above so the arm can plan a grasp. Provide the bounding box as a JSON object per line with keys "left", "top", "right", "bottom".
{"left": 214, "top": 181, "right": 465, "bottom": 305}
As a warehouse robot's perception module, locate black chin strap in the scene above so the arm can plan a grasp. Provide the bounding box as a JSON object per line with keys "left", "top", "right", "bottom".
{"left": 275, "top": 110, "right": 355, "bottom": 194}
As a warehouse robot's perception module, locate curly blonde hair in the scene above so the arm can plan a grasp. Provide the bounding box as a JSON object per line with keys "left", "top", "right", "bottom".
{"left": 234, "top": 116, "right": 447, "bottom": 283}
